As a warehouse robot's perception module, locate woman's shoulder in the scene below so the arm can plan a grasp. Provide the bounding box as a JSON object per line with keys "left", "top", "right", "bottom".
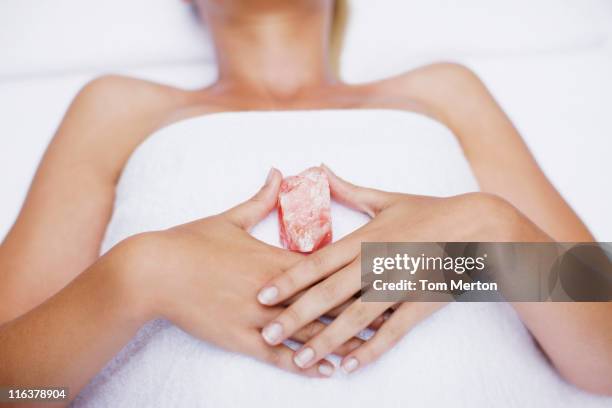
{"left": 374, "top": 62, "right": 484, "bottom": 93}
{"left": 364, "top": 62, "right": 491, "bottom": 119}
{"left": 74, "top": 75, "right": 189, "bottom": 116}
{"left": 48, "top": 75, "right": 202, "bottom": 181}
{"left": 73, "top": 75, "right": 233, "bottom": 128}
{"left": 64, "top": 74, "right": 213, "bottom": 140}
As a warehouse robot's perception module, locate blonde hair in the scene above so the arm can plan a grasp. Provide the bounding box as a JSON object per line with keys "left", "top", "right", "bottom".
{"left": 330, "top": 0, "right": 349, "bottom": 76}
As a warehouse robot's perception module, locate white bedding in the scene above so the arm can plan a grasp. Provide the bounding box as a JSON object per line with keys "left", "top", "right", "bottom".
{"left": 0, "top": 3, "right": 611, "bottom": 407}
{"left": 73, "top": 110, "right": 610, "bottom": 407}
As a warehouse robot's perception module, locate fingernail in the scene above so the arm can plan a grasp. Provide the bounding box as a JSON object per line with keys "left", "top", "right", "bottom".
{"left": 342, "top": 357, "right": 359, "bottom": 374}
{"left": 294, "top": 347, "right": 315, "bottom": 368}
{"left": 265, "top": 167, "right": 275, "bottom": 185}
{"left": 318, "top": 363, "right": 335, "bottom": 377}
{"left": 257, "top": 286, "right": 279, "bottom": 305}
{"left": 261, "top": 323, "right": 283, "bottom": 345}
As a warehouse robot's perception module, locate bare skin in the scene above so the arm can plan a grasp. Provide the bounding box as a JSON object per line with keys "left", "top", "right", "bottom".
{"left": 0, "top": 0, "right": 610, "bottom": 404}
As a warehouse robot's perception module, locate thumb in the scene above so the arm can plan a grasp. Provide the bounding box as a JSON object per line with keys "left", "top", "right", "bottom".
{"left": 225, "top": 167, "right": 282, "bottom": 230}
{"left": 321, "top": 164, "right": 394, "bottom": 217}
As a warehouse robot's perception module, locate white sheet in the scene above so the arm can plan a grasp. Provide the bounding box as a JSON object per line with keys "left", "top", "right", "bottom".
{"left": 72, "top": 109, "right": 611, "bottom": 407}
{"left": 341, "top": 0, "right": 612, "bottom": 82}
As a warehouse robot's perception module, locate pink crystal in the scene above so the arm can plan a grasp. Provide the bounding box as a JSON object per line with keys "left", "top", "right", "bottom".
{"left": 278, "top": 167, "right": 332, "bottom": 253}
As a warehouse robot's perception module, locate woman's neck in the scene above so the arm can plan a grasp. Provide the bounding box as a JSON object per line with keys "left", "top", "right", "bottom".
{"left": 201, "top": 1, "right": 338, "bottom": 100}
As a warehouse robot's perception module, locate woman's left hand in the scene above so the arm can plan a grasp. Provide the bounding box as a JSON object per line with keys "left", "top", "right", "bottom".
{"left": 256, "top": 165, "right": 547, "bottom": 374}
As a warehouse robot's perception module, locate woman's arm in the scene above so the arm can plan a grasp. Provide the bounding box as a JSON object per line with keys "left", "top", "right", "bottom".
{"left": 0, "top": 246, "right": 147, "bottom": 398}
{"left": 337, "top": 67, "right": 609, "bottom": 392}
{"left": 397, "top": 62, "right": 593, "bottom": 242}
{"left": 405, "top": 64, "right": 612, "bottom": 393}
{"left": 257, "top": 168, "right": 612, "bottom": 395}
{"left": 0, "top": 75, "right": 182, "bottom": 324}
{"left": 1, "top": 172, "right": 338, "bottom": 406}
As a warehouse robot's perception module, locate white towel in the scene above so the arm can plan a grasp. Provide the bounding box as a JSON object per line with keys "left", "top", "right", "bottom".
{"left": 74, "top": 110, "right": 611, "bottom": 407}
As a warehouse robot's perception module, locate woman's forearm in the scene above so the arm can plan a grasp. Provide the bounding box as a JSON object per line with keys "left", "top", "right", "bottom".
{"left": 426, "top": 67, "right": 612, "bottom": 393}
{"left": 0, "top": 243, "right": 148, "bottom": 404}
{"left": 0, "top": 76, "right": 169, "bottom": 324}
{"left": 451, "top": 101, "right": 591, "bottom": 241}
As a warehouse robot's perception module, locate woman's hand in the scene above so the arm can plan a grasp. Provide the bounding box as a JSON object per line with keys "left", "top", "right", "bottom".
{"left": 256, "top": 165, "right": 549, "bottom": 374}
{"left": 1, "top": 169, "right": 360, "bottom": 401}
{"left": 115, "top": 168, "right": 364, "bottom": 377}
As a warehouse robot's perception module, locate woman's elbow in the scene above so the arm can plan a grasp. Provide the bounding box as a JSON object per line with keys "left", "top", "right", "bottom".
{"left": 561, "top": 365, "right": 612, "bottom": 396}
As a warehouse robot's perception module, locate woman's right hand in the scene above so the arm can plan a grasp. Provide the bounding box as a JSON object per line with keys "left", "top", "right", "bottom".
{"left": 110, "top": 168, "right": 340, "bottom": 377}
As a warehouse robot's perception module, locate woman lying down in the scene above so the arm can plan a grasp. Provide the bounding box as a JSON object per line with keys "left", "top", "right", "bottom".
{"left": 1, "top": 0, "right": 611, "bottom": 406}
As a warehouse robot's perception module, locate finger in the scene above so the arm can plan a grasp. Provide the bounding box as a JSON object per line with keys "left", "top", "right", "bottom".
{"left": 224, "top": 167, "right": 282, "bottom": 230}
{"left": 324, "top": 297, "right": 359, "bottom": 317}
{"left": 258, "top": 301, "right": 387, "bottom": 335}
{"left": 282, "top": 290, "right": 355, "bottom": 310}
{"left": 368, "top": 314, "right": 387, "bottom": 330}
{"left": 331, "top": 337, "right": 364, "bottom": 356}
{"left": 283, "top": 292, "right": 386, "bottom": 330}
{"left": 325, "top": 299, "right": 390, "bottom": 330}
{"left": 340, "top": 302, "right": 447, "bottom": 374}
{"left": 325, "top": 301, "right": 348, "bottom": 316}
{"left": 291, "top": 321, "right": 364, "bottom": 356}
{"left": 244, "top": 332, "right": 336, "bottom": 378}
{"left": 292, "top": 300, "right": 393, "bottom": 369}
{"left": 255, "top": 306, "right": 365, "bottom": 356}
{"left": 257, "top": 236, "right": 359, "bottom": 306}
{"left": 260, "top": 262, "right": 360, "bottom": 346}
{"left": 321, "top": 164, "right": 393, "bottom": 217}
